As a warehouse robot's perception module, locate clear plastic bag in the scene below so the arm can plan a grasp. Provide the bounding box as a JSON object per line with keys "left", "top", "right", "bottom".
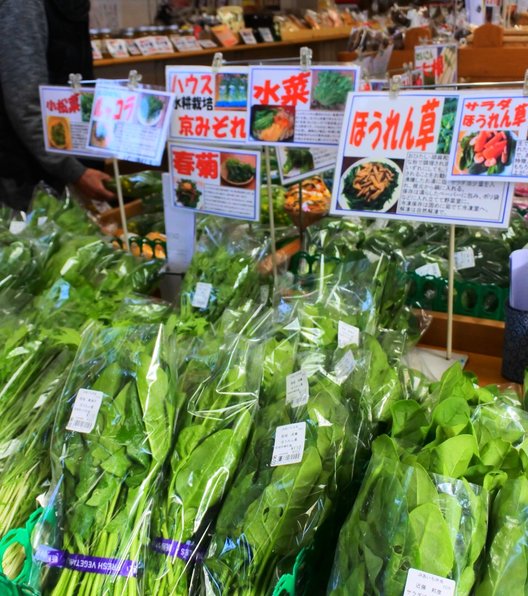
{"left": 145, "top": 306, "right": 269, "bottom": 595}
{"left": 474, "top": 476, "right": 528, "bottom": 595}
{"left": 328, "top": 446, "right": 488, "bottom": 596}
{"left": 35, "top": 321, "right": 180, "bottom": 595}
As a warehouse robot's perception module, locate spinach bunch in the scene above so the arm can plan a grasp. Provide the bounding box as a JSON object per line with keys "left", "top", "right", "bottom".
{"left": 41, "top": 322, "right": 179, "bottom": 596}
{"left": 328, "top": 439, "right": 488, "bottom": 596}
{"left": 201, "top": 290, "right": 402, "bottom": 595}
{"left": 475, "top": 476, "right": 528, "bottom": 595}
{"left": 330, "top": 363, "right": 528, "bottom": 596}
{"left": 146, "top": 308, "right": 268, "bottom": 596}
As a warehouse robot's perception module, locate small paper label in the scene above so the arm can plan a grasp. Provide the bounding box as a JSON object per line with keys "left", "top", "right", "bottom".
{"left": 9, "top": 221, "right": 26, "bottom": 234}
{"left": 454, "top": 247, "right": 475, "bottom": 271}
{"left": 404, "top": 569, "right": 456, "bottom": 596}
{"left": 258, "top": 27, "right": 274, "bottom": 42}
{"left": 192, "top": 282, "right": 212, "bottom": 309}
{"left": 364, "top": 250, "right": 381, "bottom": 263}
{"left": 284, "top": 318, "right": 301, "bottom": 332}
{"left": 338, "top": 321, "right": 360, "bottom": 349}
{"left": 0, "top": 438, "right": 21, "bottom": 459}
{"left": 415, "top": 263, "right": 442, "bottom": 278}
{"left": 271, "top": 422, "right": 306, "bottom": 467}
{"left": 66, "top": 389, "right": 103, "bottom": 433}
{"left": 199, "top": 39, "right": 218, "bottom": 49}
{"left": 334, "top": 350, "right": 355, "bottom": 383}
{"left": 260, "top": 285, "right": 270, "bottom": 304}
{"left": 286, "top": 371, "right": 309, "bottom": 407}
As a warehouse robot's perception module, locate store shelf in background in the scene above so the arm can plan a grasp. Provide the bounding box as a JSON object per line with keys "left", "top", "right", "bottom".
{"left": 420, "top": 313, "right": 517, "bottom": 388}
{"left": 387, "top": 46, "right": 528, "bottom": 81}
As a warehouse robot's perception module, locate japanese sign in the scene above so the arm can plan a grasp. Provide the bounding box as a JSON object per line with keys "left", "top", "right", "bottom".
{"left": 87, "top": 81, "right": 175, "bottom": 166}
{"left": 276, "top": 146, "right": 337, "bottom": 184}
{"left": 331, "top": 91, "right": 513, "bottom": 228}
{"left": 166, "top": 66, "right": 249, "bottom": 144}
{"left": 249, "top": 65, "right": 361, "bottom": 147}
{"left": 169, "top": 142, "right": 261, "bottom": 221}
{"left": 415, "top": 44, "right": 458, "bottom": 86}
{"left": 447, "top": 91, "right": 528, "bottom": 183}
{"left": 40, "top": 86, "right": 108, "bottom": 159}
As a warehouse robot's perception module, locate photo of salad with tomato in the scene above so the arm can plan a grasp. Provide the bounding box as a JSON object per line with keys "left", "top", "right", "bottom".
{"left": 455, "top": 129, "right": 517, "bottom": 175}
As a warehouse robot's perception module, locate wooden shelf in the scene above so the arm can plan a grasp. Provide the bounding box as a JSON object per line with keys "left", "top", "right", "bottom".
{"left": 94, "top": 33, "right": 351, "bottom": 68}
{"left": 388, "top": 46, "right": 528, "bottom": 82}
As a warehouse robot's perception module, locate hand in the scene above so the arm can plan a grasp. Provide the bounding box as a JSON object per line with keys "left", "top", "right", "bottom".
{"left": 72, "top": 168, "right": 116, "bottom": 201}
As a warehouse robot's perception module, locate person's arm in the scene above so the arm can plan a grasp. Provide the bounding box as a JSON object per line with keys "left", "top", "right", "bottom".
{"left": 0, "top": 0, "right": 114, "bottom": 200}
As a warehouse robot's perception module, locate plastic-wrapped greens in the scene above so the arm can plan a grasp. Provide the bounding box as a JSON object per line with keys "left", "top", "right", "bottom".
{"left": 475, "top": 476, "right": 528, "bottom": 595}
{"left": 328, "top": 441, "right": 488, "bottom": 596}
{"left": 34, "top": 321, "right": 180, "bottom": 595}
{"left": 145, "top": 306, "right": 268, "bottom": 595}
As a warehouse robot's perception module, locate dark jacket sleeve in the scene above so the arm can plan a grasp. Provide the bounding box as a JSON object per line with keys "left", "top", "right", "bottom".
{"left": 0, "top": 0, "right": 86, "bottom": 183}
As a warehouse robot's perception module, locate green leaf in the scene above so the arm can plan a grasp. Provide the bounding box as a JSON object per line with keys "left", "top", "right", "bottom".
{"left": 408, "top": 503, "right": 454, "bottom": 577}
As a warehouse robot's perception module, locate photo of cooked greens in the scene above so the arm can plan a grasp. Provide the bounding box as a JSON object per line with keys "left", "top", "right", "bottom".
{"left": 311, "top": 69, "right": 356, "bottom": 111}
{"left": 455, "top": 129, "right": 517, "bottom": 176}
{"left": 220, "top": 153, "right": 257, "bottom": 189}
{"left": 250, "top": 105, "right": 295, "bottom": 142}
{"left": 137, "top": 93, "right": 166, "bottom": 127}
{"left": 47, "top": 116, "right": 72, "bottom": 150}
{"left": 80, "top": 92, "right": 94, "bottom": 123}
{"left": 175, "top": 178, "right": 202, "bottom": 209}
{"left": 338, "top": 158, "right": 402, "bottom": 212}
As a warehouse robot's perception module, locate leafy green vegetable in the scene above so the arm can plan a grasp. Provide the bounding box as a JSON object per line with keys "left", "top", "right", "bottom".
{"left": 312, "top": 70, "right": 354, "bottom": 109}
{"left": 253, "top": 109, "right": 276, "bottom": 132}
{"left": 283, "top": 149, "right": 314, "bottom": 175}
{"left": 225, "top": 159, "right": 255, "bottom": 183}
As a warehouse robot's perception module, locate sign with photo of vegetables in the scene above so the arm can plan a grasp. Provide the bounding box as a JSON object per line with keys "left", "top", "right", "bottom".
{"left": 447, "top": 91, "right": 528, "bottom": 183}
{"left": 166, "top": 65, "right": 250, "bottom": 144}
{"left": 169, "top": 142, "right": 261, "bottom": 221}
{"left": 276, "top": 146, "right": 337, "bottom": 184}
{"left": 87, "top": 81, "right": 175, "bottom": 166}
{"left": 331, "top": 91, "right": 513, "bottom": 228}
{"left": 415, "top": 44, "right": 458, "bottom": 86}
{"left": 248, "top": 65, "right": 361, "bottom": 147}
{"left": 39, "top": 86, "right": 109, "bottom": 159}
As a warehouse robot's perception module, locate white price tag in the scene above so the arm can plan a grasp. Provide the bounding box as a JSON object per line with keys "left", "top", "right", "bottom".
{"left": 454, "top": 247, "right": 475, "bottom": 271}
{"left": 9, "top": 221, "right": 26, "bottom": 234}
{"left": 415, "top": 263, "right": 442, "bottom": 278}
{"left": 199, "top": 39, "right": 218, "bottom": 49}
{"left": 364, "top": 250, "right": 381, "bottom": 263}
{"left": 338, "top": 321, "right": 360, "bottom": 349}
{"left": 260, "top": 285, "right": 270, "bottom": 304}
{"left": 270, "top": 422, "right": 306, "bottom": 467}
{"left": 258, "top": 27, "right": 274, "bottom": 42}
{"left": 286, "top": 371, "right": 309, "bottom": 407}
{"left": 404, "top": 569, "right": 456, "bottom": 596}
{"left": 284, "top": 318, "right": 301, "bottom": 332}
{"left": 334, "top": 350, "right": 356, "bottom": 383}
{"left": 66, "top": 388, "right": 103, "bottom": 434}
{"left": 192, "top": 282, "right": 212, "bottom": 309}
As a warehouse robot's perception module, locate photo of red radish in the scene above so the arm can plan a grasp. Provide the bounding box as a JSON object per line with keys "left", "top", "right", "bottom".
{"left": 456, "top": 129, "right": 517, "bottom": 176}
